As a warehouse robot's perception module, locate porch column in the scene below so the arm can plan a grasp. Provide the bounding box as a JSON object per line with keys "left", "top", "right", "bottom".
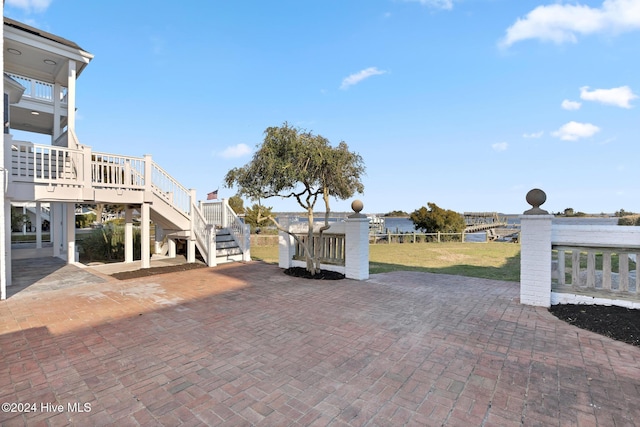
{"left": 66, "top": 60, "right": 77, "bottom": 141}
{"left": 124, "top": 206, "right": 133, "bottom": 263}
{"left": 21, "top": 205, "right": 26, "bottom": 234}
{"left": 35, "top": 202, "right": 42, "bottom": 249}
{"left": 1, "top": 0, "right": 7, "bottom": 300}
{"left": 140, "top": 203, "right": 150, "bottom": 268}
{"left": 52, "top": 83, "right": 62, "bottom": 141}
{"left": 65, "top": 203, "right": 76, "bottom": 264}
{"left": 187, "top": 240, "right": 196, "bottom": 263}
{"left": 1, "top": 200, "right": 11, "bottom": 299}
{"left": 52, "top": 203, "right": 63, "bottom": 258}
{"left": 168, "top": 239, "right": 176, "bottom": 258}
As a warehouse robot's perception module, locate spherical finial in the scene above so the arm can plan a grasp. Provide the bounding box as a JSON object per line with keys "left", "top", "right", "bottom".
{"left": 348, "top": 199, "right": 366, "bottom": 218}
{"left": 524, "top": 188, "right": 549, "bottom": 215}
{"left": 351, "top": 199, "right": 363, "bottom": 214}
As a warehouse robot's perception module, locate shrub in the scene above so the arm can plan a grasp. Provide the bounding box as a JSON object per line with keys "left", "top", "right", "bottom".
{"left": 75, "top": 213, "right": 97, "bottom": 229}
{"left": 618, "top": 215, "right": 640, "bottom": 226}
{"left": 77, "top": 225, "right": 144, "bottom": 262}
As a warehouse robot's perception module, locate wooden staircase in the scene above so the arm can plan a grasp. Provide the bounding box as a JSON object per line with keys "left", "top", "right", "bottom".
{"left": 215, "top": 229, "right": 245, "bottom": 263}
{"left": 6, "top": 139, "right": 251, "bottom": 267}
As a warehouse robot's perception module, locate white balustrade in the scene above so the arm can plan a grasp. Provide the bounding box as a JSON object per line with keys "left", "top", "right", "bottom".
{"left": 293, "top": 233, "right": 346, "bottom": 266}
{"left": 520, "top": 189, "right": 640, "bottom": 308}
{"left": 8, "top": 141, "right": 83, "bottom": 185}
{"left": 91, "top": 152, "right": 145, "bottom": 190}
{"left": 7, "top": 73, "right": 65, "bottom": 104}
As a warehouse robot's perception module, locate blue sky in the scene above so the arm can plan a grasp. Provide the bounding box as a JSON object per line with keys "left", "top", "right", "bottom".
{"left": 5, "top": 0, "right": 640, "bottom": 215}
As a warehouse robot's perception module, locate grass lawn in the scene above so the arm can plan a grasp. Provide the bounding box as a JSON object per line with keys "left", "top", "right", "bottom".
{"left": 251, "top": 242, "right": 521, "bottom": 282}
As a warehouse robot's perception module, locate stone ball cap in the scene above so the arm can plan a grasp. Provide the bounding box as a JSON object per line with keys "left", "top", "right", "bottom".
{"left": 524, "top": 188, "right": 549, "bottom": 215}
{"left": 351, "top": 199, "right": 364, "bottom": 214}
{"left": 526, "top": 188, "right": 546, "bottom": 208}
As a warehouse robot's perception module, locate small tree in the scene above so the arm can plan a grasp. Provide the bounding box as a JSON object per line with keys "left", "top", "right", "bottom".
{"left": 224, "top": 123, "right": 365, "bottom": 274}
{"left": 228, "top": 195, "right": 245, "bottom": 215}
{"left": 410, "top": 203, "right": 466, "bottom": 237}
{"left": 244, "top": 203, "right": 273, "bottom": 231}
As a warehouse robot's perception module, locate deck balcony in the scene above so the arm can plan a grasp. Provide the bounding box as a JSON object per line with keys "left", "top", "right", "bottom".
{"left": 4, "top": 137, "right": 250, "bottom": 268}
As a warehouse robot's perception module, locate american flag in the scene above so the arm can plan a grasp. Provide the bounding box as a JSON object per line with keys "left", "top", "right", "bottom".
{"left": 207, "top": 189, "right": 218, "bottom": 200}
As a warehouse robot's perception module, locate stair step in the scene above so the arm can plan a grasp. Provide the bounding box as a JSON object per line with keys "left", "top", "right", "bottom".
{"left": 215, "top": 234, "right": 235, "bottom": 243}
{"left": 216, "top": 247, "right": 243, "bottom": 257}
{"left": 216, "top": 253, "right": 244, "bottom": 264}
{"left": 216, "top": 240, "right": 239, "bottom": 250}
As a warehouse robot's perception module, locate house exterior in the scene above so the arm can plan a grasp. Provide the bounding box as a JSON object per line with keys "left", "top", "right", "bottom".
{"left": 1, "top": 13, "right": 249, "bottom": 299}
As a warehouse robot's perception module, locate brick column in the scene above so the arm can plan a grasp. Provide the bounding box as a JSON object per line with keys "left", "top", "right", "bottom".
{"left": 519, "top": 189, "right": 552, "bottom": 307}
{"left": 344, "top": 200, "right": 369, "bottom": 281}
{"left": 520, "top": 214, "right": 553, "bottom": 307}
{"left": 344, "top": 215, "right": 370, "bottom": 280}
{"left": 278, "top": 217, "right": 294, "bottom": 269}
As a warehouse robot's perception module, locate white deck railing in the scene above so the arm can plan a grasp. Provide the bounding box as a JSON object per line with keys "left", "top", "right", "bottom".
{"left": 8, "top": 141, "right": 84, "bottom": 185}
{"left": 7, "top": 73, "right": 67, "bottom": 104}
{"left": 91, "top": 152, "right": 145, "bottom": 190}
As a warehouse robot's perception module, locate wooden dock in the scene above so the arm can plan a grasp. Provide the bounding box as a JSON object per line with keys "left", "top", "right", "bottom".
{"left": 463, "top": 212, "right": 508, "bottom": 233}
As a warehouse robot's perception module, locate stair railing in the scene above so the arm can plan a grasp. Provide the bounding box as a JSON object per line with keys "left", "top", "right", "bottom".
{"left": 200, "top": 199, "right": 251, "bottom": 261}
{"left": 224, "top": 201, "right": 251, "bottom": 261}
{"left": 149, "top": 158, "right": 191, "bottom": 218}
{"left": 192, "top": 203, "right": 216, "bottom": 266}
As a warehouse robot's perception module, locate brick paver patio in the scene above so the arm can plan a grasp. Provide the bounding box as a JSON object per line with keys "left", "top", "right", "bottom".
{"left": 1, "top": 261, "right": 639, "bottom": 426}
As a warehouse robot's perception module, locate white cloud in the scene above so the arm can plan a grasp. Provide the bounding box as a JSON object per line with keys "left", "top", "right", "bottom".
{"left": 218, "top": 143, "right": 252, "bottom": 159}
{"left": 5, "top": 0, "right": 52, "bottom": 12}
{"left": 492, "top": 142, "right": 508, "bottom": 152}
{"left": 340, "top": 67, "right": 387, "bottom": 90}
{"left": 523, "top": 131, "right": 544, "bottom": 138}
{"left": 552, "top": 121, "right": 601, "bottom": 141}
{"left": 499, "top": 0, "right": 640, "bottom": 48}
{"left": 402, "top": 0, "right": 454, "bottom": 10}
{"left": 580, "top": 85, "right": 638, "bottom": 108}
{"left": 561, "top": 100, "right": 582, "bottom": 110}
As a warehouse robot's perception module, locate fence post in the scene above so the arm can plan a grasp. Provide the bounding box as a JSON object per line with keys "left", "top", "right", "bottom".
{"left": 207, "top": 224, "right": 217, "bottom": 267}
{"left": 221, "top": 198, "right": 229, "bottom": 228}
{"left": 242, "top": 224, "right": 251, "bottom": 261}
{"left": 344, "top": 200, "right": 370, "bottom": 280}
{"left": 519, "top": 189, "right": 553, "bottom": 307}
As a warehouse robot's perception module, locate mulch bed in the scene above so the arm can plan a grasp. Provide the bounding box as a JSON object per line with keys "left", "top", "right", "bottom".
{"left": 283, "top": 267, "right": 345, "bottom": 280}
{"left": 111, "top": 263, "right": 207, "bottom": 280}
{"left": 549, "top": 304, "right": 640, "bottom": 347}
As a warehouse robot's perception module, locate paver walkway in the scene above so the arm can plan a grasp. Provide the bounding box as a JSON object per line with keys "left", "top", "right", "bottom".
{"left": 1, "top": 261, "right": 639, "bottom": 426}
